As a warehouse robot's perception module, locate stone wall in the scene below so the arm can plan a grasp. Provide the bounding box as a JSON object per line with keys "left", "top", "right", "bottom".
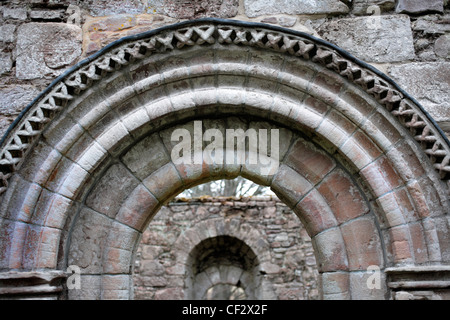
{"left": 0, "top": 0, "right": 449, "bottom": 141}
{"left": 133, "top": 196, "right": 319, "bottom": 300}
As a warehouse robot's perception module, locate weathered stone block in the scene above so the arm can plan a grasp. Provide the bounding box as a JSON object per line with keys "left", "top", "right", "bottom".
{"left": 157, "top": 0, "right": 239, "bottom": 18}
{"left": 312, "top": 228, "right": 349, "bottom": 272}
{"left": 3, "top": 7, "right": 27, "bottom": 20}
{"left": 318, "top": 170, "right": 368, "bottom": 224}
{"left": 86, "top": 0, "right": 145, "bottom": 16}
{"left": 122, "top": 133, "right": 170, "bottom": 180}
{"left": 116, "top": 184, "right": 159, "bottom": 231}
{"left": 0, "top": 86, "right": 41, "bottom": 117}
{"left": 412, "top": 16, "right": 450, "bottom": 35}
{"left": 295, "top": 189, "right": 338, "bottom": 237}
{"left": 271, "top": 165, "right": 314, "bottom": 208}
{"left": 396, "top": 0, "right": 444, "bottom": 14}
{"left": 0, "top": 53, "right": 12, "bottom": 75}
{"left": 435, "top": 34, "right": 450, "bottom": 58}
{"left": 340, "top": 217, "right": 383, "bottom": 270}
{"left": 88, "top": 14, "right": 137, "bottom": 32}
{"left": 388, "top": 62, "right": 450, "bottom": 122}
{"left": 352, "top": 0, "right": 395, "bottom": 15}
{"left": 320, "top": 272, "right": 350, "bottom": 299}
{"left": 284, "top": 137, "right": 336, "bottom": 185}
{"left": 30, "top": 10, "right": 64, "bottom": 20}
{"left": 244, "top": 0, "right": 349, "bottom": 18}
{"left": 68, "top": 208, "right": 112, "bottom": 274}
{"left": 16, "top": 23, "right": 82, "bottom": 80}
{"left": 317, "top": 15, "right": 415, "bottom": 63}
{"left": 85, "top": 163, "right": 140, "bottom": 218}
{"left": 0, "top": 24, "right": 16, "bottom": 43}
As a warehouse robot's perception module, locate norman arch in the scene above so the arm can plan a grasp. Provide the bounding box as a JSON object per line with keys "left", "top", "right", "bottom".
{"left": 0, "top": 19, "right": 449, "bottom": 300}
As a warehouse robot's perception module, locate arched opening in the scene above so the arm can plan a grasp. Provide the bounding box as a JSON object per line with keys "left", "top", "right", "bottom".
{"left": 132, "top": 184, "right": 320, "bottom": 300}
{"left": 186, "top": 235, "right": 260, "bottom": 300}
{"left": 0, "top": 19, "right": 449, "bottom": 300}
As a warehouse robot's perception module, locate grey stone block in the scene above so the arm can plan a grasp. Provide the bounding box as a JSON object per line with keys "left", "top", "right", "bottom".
{"left": 352, "top": 0, "right": 395, "bottom": 15}
{"left": 244, "top": 0, "right": 349, "bottom": 17}
{"left": 16, "top": 23, "right": 82, "bottom": 80}
{"left": 388, "top": 62, "right": 450, "bottom": 122}
{"left": 317, "top": 15, "right": 415, "bottom": 63}
{"left": 0, "top": 25, "right": 16, "bottom": 43}
{"left": 396, "top": 0, "right": 444, "bottom": 14}
{"left": 0, "top": 53, "right": 12, "bottom": 75}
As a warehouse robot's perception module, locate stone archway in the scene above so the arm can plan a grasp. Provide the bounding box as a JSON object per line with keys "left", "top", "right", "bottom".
{"left": 0, "top": 19, "right": 449, "bottom": 300}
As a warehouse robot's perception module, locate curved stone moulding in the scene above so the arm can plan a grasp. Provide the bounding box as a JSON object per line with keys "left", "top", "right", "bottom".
{"left": 0, "top": 19, "right": 449, "bottom": 300}
{"left": 0, "top": 18, "right": 449, "bottom": 198}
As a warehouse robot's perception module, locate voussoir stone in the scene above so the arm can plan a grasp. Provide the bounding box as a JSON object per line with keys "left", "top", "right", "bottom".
{"left": 16, "top": 23, "right": 82, "bottom": 80}
{"left": 317, "top": 14, "right": 415, "bottom": 63}
{"left": 244, "top": 0, "right": 349, "bottom": 17}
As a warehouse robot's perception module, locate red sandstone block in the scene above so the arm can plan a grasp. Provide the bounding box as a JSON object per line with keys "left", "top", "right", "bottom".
{"left": 303, "top": 95, "right": 330, "bottom": 116}
{"left": 295, "top": 189, "right": 338, "bottom": 237}
{"left": 360, "top": 156, "right": 404, "bottom": 198}
{"left": 116, "top": 184, "right": 160, "bottom": 231}
{"left": 318, "top": 169, "right": 369, "bottom": 224}
{"left": 0, "top": 219, "right": 25, "bottom": 269}
{"left": 103, "top": 247, "right": 133, "bottom": 274}
{"left": 23, "top": 226, "right": 60, "bottom": 269}
{"left": 389, "top": 225, "right": 414, "bottom": 263}
{"left": 107, "top": 221, "right": 140, "bottom": 251}
{"left": 320, "top": 272, "right": 350, "bottom": 299}
{"left": 378, "top": 188, "right": 418, "bottom": 229}
{"left": 312, "top": 70, "right": 346, "bottom": 95}
{"left": 363, "top": 111, "right": 403, "bottom": 147}
{"left": 407, "top": 177, "right": 446, "bottom": 218}
{"left": 143, "top": 163, "right": 185, "bottom": 203}
{"left": 42, "top": 194, "right": 74, "bottom": 229}
{"left": 386, "top": 140, "right": 426, "bottom": 182}
{"left": 284, "top": 137, "right": 336, "bottom": 185}
{"left": 271, "top": 164, "right": 314, "bottom": 208}
{"left": 312, "top": 227, "right": 349, "bottom": 272}
{"left": 408, "top": 222, "right": 429, "bottom": 264}
{"left": 340, "top": 129, "right": 382, "bottom": 170}
{"left": 85, "top": 163, "right": 140, "bottom": 219}
{"left": 102, "top": 274, "right": 131, "bottom": 291}
{"left": 340, "top": 216, "right": 383, "bottom": 270}
{"left": 316, "top": 110, "right": 358, "bottom": 150}
{"left": 339, "top": 86, "right": 376, "bottom": 120}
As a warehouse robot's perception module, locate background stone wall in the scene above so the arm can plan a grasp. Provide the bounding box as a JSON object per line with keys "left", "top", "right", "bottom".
{"left": 133, "top": 196, "right": 319, "bottom": 300}
{"left": 0, "top": 0, "right": 449, "bottom": 141}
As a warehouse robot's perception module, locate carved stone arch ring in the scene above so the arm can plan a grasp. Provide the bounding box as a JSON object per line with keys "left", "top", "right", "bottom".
{"left": 0, "top": 18, "right": 449, "bottom": 300}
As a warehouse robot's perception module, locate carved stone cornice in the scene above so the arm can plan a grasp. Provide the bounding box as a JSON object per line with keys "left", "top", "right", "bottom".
{"left": 386, "top": 266, "right": 450, "bottom": 299}
{"left": 0, "top": 270, "right": 67, "bottom": 299}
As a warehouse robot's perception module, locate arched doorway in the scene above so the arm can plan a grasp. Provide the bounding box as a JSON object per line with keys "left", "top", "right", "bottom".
{"left": 0, "top": 19, "right": 449, "bottom": 300}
